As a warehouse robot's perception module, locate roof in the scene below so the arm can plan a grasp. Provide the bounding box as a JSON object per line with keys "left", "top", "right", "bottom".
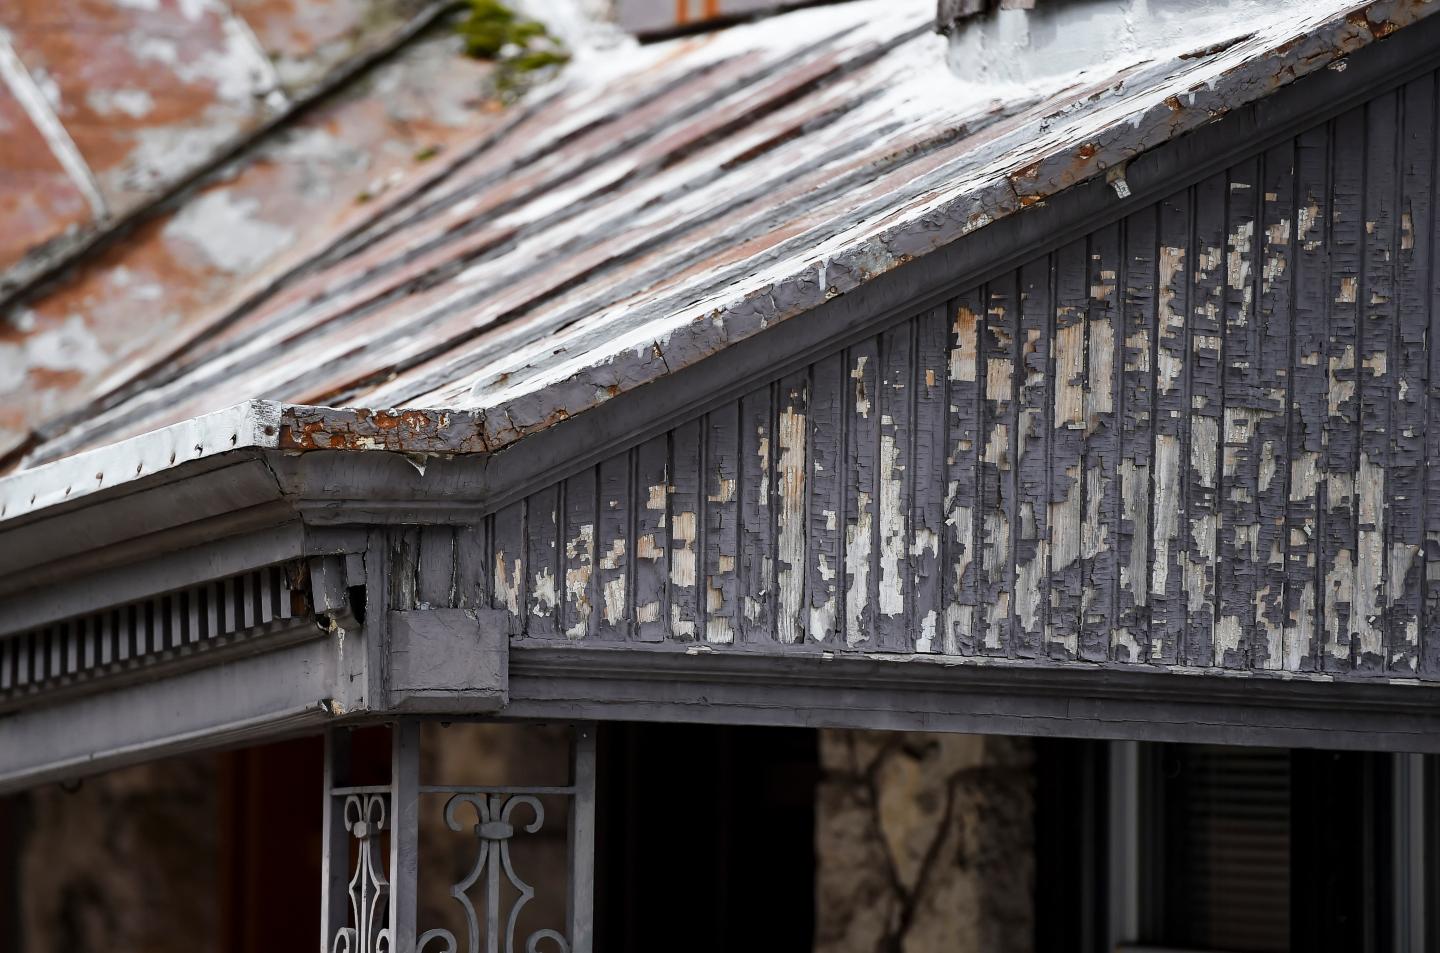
{"left": 0, "top": 0, "right": 455, "bottom": 291}
{"left": 1, "top": 0, "right": 1433, "bottom": 520}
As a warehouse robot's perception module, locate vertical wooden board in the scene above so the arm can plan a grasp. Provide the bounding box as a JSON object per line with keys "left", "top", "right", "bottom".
{"left": 1185, "top": 172, "right": 1226, "bottom": 668}
{"left": 562, "top": 469, "right": 598, "bottom": 640}
{"left": 1357, "top": 91, "right": 1399, "bottom": 672}
{"left": 876, "top": 323, "right": 914, "bottom": 651}
{"left": 491, "top": 502, "right": 526, "bottom": 625}
{"left": 1049, "top": 243, "right": 1087, "bottom": 660}
{"left": 738, "top": 389, "right": 774, "bottom": 645}
{"left": 1288, "top": 124, "right": 1329, "bottom": 673}
{"left": 454, "top": 522, "right": 490, "bottom": 612}
{"left": 1322, "top": 107, "right": 1365, "bottom": 672}
{"left": 416, "top": 525, "right": 457, "bottom": 609}
{"left": 844, "top": 339, "right": 880, "bottom": 648}
{"left": 912, "top": 306, "right": 948, "bottom": 653}
{"left": 771, "top": 374, "right": 806, "bottom": 650}
{"left": 1015, "top": 256, "right": 1052, "bottom": 659}
{"left": 1398, "top": 76, "right": 1435, "bottom": 675}
{"left": 1116, "top": 204, "right": 1157, "bottom": 662}
{"left": 1216, "top": 159, "right": 1261, "bottom": 669}
{"left": 705, "top": 404, "right": 740, "bottom": 644}
{"left": 1255, "top": 142, "right": 1297, "bottom": 670}
{"left": 776, "top": 372, "right": 809, "bottom": 646}
{"left": 1150, "top": 189, "right": 1191, "bottom": 664}
{"left": 595, "top": 453, "right": 631, "bottom": 640}
{"left": 1082, "top": 222, "right": 1122, "bottom": 661}
{"left": 633, "top": 434, "right": 670, "bottom": 642}
{"left": 388, "top": 527, "right": 420, "bottom": 611}
{"left": 944, "top": 291, "right": 984, "bottom": 655}
{"left": 808, "top": 355, "right": 844, "bottom": 644}
{"left": 527, "top": 485, "right": 561, "bottom": 638}
{"left": 981, "top": 275, "right": 1019, "bottom": 656}
{"left": 670, "top": 420, "right": 703, "bottom": 641}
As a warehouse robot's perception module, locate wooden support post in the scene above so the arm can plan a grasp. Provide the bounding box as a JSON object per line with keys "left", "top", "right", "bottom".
{"left": 569, "top": 725, "right": 597, "bottom": 953}
{"left": 320, "top": 728, "right": 353, "bottom": 953}
{"left": 389, "top": 720, "right": 422, "bottom": 953}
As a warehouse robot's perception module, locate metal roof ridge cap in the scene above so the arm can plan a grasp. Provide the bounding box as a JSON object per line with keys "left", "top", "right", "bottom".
{"left": 276, "top": 403, "right": 490, "bottom": 454}
{"left": 0, "top": 399, "right": 283, "bottom": 525}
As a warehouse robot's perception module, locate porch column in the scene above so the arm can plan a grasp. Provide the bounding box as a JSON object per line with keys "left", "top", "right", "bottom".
{"left": 321, "top": 721, "right": 595, "bottom": 953}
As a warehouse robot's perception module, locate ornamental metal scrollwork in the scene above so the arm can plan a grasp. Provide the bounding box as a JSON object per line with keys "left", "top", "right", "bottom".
{"left": 332, "top": 794, "right": 393, "bottom": 953}
{"left": 417, "top": 794, "right": 569, "bottom": 953}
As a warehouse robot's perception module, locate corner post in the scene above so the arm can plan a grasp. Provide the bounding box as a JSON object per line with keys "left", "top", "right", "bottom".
{"left": 320, "top": 727, "right": 353, "bottom": 953}
{"left": 389, "top": 719, "right": 422, "bottom": 953}
{"left": 568, "top": 725, "right": 597, "bottom": 953}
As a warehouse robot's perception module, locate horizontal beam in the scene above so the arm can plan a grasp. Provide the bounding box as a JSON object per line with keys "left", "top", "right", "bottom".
{"left": 0, "top": 628, "right": 341, "bottom": 793}
{"left": 501, "top": 643, "right": 1440, "bottom": 754}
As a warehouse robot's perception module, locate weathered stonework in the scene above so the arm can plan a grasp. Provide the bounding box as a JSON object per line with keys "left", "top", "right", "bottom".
{"left": 18, "top": 757, "right": 220, "bottom": 953}
{"left": 815, "top": 730, "right": 1034, "bottom": 953}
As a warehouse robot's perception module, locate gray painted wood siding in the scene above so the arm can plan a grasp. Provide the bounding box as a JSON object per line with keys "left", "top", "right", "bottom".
{"left": 412, "top": 72, "right": 1440, "bottom": 678}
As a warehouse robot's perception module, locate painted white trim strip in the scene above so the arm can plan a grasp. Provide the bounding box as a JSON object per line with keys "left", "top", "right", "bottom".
{"left": 0, "top": 400, "right": 281, "bottom": 523}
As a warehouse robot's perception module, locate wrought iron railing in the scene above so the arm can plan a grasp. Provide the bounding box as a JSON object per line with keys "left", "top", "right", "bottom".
{"left": 323, "top": 722, "right": 596, "bottom": 953}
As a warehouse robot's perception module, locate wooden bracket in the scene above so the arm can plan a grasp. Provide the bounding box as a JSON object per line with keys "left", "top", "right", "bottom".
{"left": 387, "top": 608, "right": 509, "bottom": 712}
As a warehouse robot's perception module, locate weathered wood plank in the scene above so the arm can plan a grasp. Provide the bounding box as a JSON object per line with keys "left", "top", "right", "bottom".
{"left": 633, "top": 434, "right": 669, "bottom": 642}
{"left": 491, "top": 504, "right": 524, "bottom": 622}
{"left": 981, "top": 275, "right": 1019, "bottom": 656}
{"left": 595, "top": 453, "right": 630, "bottom": 639}
{"left": 845, "top": 340, "right": 879, "bottom": 648}
{"left": 776, "top": 372, "right": 809, "bottom": 646}
{"left": 912, "top": 306, "right": 948, "bottom": 654}
{"left": 944, "top": 292, "right": 984, "bottom": 655}
{"left": 1397, "top": 76, "right": 1434, "bottom": 674}
{"left": 1186, "top": 172, "right": 1226, "bottom": 668}
{"left": 1217, "top": 159, "right": 1261, "bottom": 669}
{"left": 1322, "top": 107, "right": 1365, "bottom": 672}
{"left": 1082, "top": 223, "right": 1121, "bottom": 662}
{"left": 526, "top": 485, "right": 560, "bottom": 638}
{"left": 1255, "top": 142, "right": 1296, "bottom": 670}
{"left": 1015, "top": 257, "right": 1051, "bottom": 660}
{"left": 738, "top": 389, "right": 773, "bottom": 645}
{"left": 1151, "top": 191, "right": 1190, "bottom": 664}
{"left": 1049, "top": 243, "right": 1086, "bottom": 659}
{"left": 389, "top": 527, "right": 420, "bottom": 612}
{"left": 705, "top": 406, "right": 740, "bottom": 644}
{"left": 1358, "top": 91, "right": 1399, "bottom": 673}
{"left": 808, "top": 354, "right": 844, "bottom": 644}
{"left": 416, "top": 525, "right": 457, "bottom": 609}
{"left": 561, "top": 469, "right": 597, "bottom": 641}
{"left": 877, "top": 324, "right": 913, "bottom": 651}
{"left": 454, "top": 521, "right": 489, "bottom": 612}
{"left": 669, "top": 420, "right": 703, "bottom": 641}
{"left": 1117, "top": 205, "right": 1157, "bottom": 663}
{"left": 1288, "top": 123, "right": 1329, "bottom": 674}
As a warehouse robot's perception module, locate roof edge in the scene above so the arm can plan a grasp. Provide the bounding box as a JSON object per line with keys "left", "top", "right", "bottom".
{"left": 0, "top": 401, "right": 496, "bottom": 528}
{"left": 0, "top": 401, "right": 281, "bottom": 524}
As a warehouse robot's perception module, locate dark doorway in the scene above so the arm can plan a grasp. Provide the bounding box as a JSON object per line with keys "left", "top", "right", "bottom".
{"left": 218, "top": 736, "right": 326, "bottom": 953}
{"left": 594, "top": 722, "right": 820, "bottom": 953}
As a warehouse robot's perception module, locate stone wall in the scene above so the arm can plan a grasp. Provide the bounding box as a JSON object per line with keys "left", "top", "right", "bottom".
{"left": 18, "top": 757, "right": 221, "bottom": 953}
{"left": 815, "top": 731, "right": 1035, "bottom": 953}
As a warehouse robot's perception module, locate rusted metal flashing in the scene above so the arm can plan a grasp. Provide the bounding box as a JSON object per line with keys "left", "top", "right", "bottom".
{"left": 278, "top": 405, "right": 490, "bottom": 453}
